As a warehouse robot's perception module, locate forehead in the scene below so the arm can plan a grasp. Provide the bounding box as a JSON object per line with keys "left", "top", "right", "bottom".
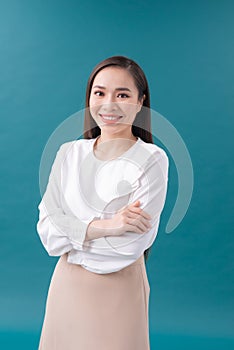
{"left": 92, "top": 67, "right": 137, "bottom": 89}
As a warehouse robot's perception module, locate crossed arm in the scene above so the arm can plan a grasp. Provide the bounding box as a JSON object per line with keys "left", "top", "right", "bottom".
{"left": 36, "top": 142, "right": 169, "bottom": 259}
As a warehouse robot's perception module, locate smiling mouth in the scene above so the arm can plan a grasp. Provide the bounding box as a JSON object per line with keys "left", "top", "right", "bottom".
{"left": 99, "top": 114, "right": 123, "bottom": 124}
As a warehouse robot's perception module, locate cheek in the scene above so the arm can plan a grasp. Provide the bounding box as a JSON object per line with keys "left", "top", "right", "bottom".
{"left": 89, "top": 95, "right": 102, "bottom": 108}
{"left": 89, "top": 95, "right": 94, "bottom": 106}
{"left": 89, "top": 93, "right": 99, "bottom": 105}
{"left": 89, "top": 102, "right": 100, "bottom": 118}
{"left": 89, "top": 97, "right": 97, "bottom": 112}
{"left": 122, "top": 102, "right": 139, "bottom": 115}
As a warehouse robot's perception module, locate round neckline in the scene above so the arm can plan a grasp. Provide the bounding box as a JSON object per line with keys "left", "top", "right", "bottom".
{"left": 90, "top": 136, "right": 141, "bottom": 162}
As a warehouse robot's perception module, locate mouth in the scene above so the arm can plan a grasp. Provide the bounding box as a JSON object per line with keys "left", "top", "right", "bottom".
{"left": 99, "top": 114, "right": 123, "bottom": 124}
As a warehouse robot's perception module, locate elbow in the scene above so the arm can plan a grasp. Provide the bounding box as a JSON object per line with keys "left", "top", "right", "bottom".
{"left": 40, "top": 235, "right": 71, "bottom": 257}
{"left": 47, "top": 247, "right": 63, "bottom": 257}
{"left": 121, "top": 225, "right": 159, "bottom": 259}
{"left": 104, "top": 233, "right": 152, "bottom": 260}
{"left": 36, "top": 221, "right": 71, "bottom": 257}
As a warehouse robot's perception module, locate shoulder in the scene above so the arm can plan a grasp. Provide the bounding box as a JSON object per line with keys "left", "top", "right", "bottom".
{"left": 58, "top": 138, "right": 91, "bottom": 154}
{"left": 56, "top": 138, "right": 92, "bottom": 165}
{"left": 138, "top": 138, "right": 169, "bottom": 164}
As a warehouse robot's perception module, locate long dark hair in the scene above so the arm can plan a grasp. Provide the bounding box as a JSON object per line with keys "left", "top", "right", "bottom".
{"left": 83, "top": 55, "right": 154, "bottom": 262}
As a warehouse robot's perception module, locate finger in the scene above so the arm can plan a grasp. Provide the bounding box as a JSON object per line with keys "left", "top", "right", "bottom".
{"left": 125, "top": 223, "right": 146, "bottom": 234}
{"left": 128, "top": 219, "right": 150, "bottom": 232}
{"left": 126, "top": 211, "right": 151, "bottom": 227}
{"left": 129, "top": 206, "right": 152, "bottom": 220}
{"left": 142, "top": 211, "right": 152, "bottom": 220}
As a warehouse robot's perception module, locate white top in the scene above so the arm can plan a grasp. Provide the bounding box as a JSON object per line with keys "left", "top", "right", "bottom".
{"left": 36, "top": 136, "right": 169, "bottom": 274}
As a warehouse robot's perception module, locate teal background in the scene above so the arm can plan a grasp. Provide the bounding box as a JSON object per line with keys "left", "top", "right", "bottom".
{"left": 0, "top": 0, "right": 233, "bottom": 349}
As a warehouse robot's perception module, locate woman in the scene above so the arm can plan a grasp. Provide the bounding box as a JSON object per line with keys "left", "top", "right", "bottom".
{"left": 37, "top": 55, "right": 169, "bottom": 349}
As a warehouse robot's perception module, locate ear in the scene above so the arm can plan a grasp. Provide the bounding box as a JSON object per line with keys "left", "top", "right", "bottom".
{"left": 136, "top": 94, "right": 146, "bottom": 113}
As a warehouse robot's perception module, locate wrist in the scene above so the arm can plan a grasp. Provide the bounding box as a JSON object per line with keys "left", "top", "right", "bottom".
{"left": 85, "top": 218, "right": 112, "bottom": 241}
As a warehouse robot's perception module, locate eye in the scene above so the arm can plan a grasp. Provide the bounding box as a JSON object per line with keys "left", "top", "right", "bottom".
{"left": 117, "top": 93, "right": 129, "bottom": 98}
{"left": 93, "top": 91, "right": 130, "bottom": 98}
{"left": 94, "top": 91, "right": 104, "bottom": 96}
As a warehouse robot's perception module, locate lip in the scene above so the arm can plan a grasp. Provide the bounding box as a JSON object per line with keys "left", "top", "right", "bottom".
{"left": 99, "top": 114, "right": 123, "bottom": 124}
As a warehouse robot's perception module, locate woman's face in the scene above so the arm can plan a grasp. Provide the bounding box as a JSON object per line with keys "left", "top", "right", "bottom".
{"left": 89, "top": 66, "right": 144, "bottom": 136}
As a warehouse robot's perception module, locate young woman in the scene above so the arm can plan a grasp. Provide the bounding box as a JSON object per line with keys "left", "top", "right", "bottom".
{"left": 37, "top": 55, "right": 169, "bottom": 349}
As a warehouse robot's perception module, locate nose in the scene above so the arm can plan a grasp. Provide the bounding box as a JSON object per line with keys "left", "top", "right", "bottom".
{"left": 101, "top": 94, "right": 119, "bottom": 112}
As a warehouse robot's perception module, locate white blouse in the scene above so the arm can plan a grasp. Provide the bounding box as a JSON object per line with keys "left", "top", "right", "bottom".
{"left": 36, "top": 136, "right": 169, "bottom": 274}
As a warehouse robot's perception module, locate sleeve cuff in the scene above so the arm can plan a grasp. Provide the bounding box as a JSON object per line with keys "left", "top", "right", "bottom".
{"left": 67, "top": 216, "right": 100, "bottom": 251}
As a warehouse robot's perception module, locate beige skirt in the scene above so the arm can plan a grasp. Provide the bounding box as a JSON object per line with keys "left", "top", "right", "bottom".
{"left": 38, "top": 253, "right": 150, "bottom": 350}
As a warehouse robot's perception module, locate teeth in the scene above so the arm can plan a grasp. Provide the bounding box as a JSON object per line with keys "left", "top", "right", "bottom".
{"left": 102, "top": 115, "right": 120, "bottom": 120}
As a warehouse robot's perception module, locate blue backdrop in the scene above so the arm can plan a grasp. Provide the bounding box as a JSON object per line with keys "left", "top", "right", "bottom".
{"left": 0, "top": 0, "right": 233, "bottom": 349}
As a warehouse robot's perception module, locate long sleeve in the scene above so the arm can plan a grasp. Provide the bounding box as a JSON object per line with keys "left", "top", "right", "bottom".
{"left": 36, "top": 142, "right": 97, "bottom": 257}
{"left": 102, "top": 148, "right": 169, "bottom": 260}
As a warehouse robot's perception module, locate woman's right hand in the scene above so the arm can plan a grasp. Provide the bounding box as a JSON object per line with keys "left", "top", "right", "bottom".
{"left": 106, "top": 200, "right": 152, "bottom": 237}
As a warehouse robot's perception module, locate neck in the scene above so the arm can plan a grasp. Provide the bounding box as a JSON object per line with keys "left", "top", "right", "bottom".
{"left": 97, "top": 134, "right": 137, "bottom": 146}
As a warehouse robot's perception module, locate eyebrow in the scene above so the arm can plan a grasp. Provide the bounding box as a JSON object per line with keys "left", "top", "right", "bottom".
{"left": 92, "top": 85, "right": 132, "bottom": 92}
